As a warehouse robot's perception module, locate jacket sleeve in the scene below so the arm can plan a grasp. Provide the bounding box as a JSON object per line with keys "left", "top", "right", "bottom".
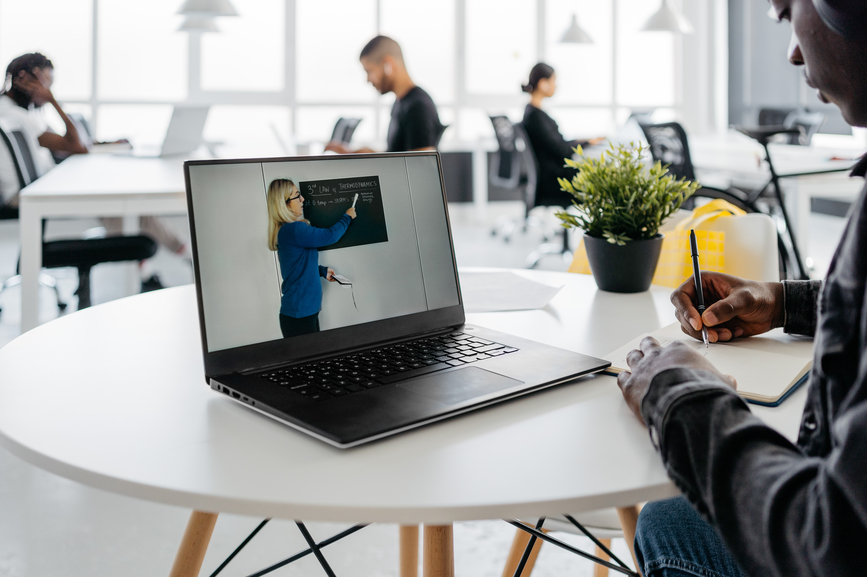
{"left": 290, "top": 214, "right": 351, "bottom": 248}
{"left": 782, "top": 280, "right": 823, "bottom": 336}
{"left": 641, "top": 367, "right": 867, "bottom": 577}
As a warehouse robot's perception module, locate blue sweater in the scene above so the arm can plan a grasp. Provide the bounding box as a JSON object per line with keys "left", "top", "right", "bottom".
{"left": 277, "top": 214, "right": 351, "bottom": 318}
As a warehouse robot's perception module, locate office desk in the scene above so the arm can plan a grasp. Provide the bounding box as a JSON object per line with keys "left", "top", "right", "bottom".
{"left": 0, "top": 271, "right": 807, "bottom": 576}
{"left": 18, "top": 153, "right": 190, "bottom": 332}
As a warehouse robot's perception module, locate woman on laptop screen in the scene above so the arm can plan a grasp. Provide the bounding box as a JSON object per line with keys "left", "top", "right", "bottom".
{"left": 267, "top": 179, "right": 357, "bottom": 338}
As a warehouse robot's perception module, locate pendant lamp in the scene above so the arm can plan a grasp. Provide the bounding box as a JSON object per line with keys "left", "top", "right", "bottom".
{"left": 178, "top": 16, "right": 220, "bottom": 32}
{"left": 560, "top": 14, "right": 593, "bottom": 44}
{"left": 641, "top": 0, "right": 694, "bottom": 34}
{"left": 177, "top": 0, "right": 238, "bottom": 18}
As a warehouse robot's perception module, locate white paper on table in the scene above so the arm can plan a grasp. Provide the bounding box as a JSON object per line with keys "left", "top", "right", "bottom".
{"left": 460, "top": 271, "right": 564, "bottom": 313}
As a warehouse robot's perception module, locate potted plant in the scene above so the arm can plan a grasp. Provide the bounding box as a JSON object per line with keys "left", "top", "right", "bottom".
{"left": 556, "top": 142, "right": 698, "bottom": 293}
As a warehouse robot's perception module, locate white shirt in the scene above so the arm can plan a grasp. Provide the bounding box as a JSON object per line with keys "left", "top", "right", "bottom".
{"left": 0, "top": 94, "right": 56, "bottom": 206}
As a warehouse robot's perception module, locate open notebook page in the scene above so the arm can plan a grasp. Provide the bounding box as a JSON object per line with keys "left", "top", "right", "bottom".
{"left": 605, "top": 322, "right": 813, "bottom": 404}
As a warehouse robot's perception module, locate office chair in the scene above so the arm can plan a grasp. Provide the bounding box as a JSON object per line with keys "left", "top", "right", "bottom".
{"left": 329, "top": 117, "right": 362, "bottom": 146}
{"left": 488, "top": 116, "right": 554, "bottom": 246}
{"left": 758, "top": 107, "right": 796, "bottom": 128}
{"left": 433, "top": 122, "right": 449, "bottom": 148}
{"left": 0, "top": 118, "right": 157, "bottom": 311}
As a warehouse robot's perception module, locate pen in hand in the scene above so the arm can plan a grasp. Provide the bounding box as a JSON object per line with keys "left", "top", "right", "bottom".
{"left": 689, "top": 229, "right": 710, "bottom": 348}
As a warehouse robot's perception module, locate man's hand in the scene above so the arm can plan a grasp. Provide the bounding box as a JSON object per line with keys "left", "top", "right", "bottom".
{"left": 617, "top": 337, "right": 735, "bottom": 424}
{"left": 326, "top": 268, "right": 337, "bottom": 282}
{"left": 671, "top": 272, "right": 785, "bottom": 343}
{"left": 345, "top": 207, "right": 357, "bottom": 219}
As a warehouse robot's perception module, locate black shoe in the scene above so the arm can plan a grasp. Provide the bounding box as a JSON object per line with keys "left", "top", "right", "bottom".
{"left": 141, "top": 274, "right": 165, "bottom": 293}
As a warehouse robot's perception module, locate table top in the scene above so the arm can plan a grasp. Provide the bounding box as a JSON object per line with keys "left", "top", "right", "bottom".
{"left": 19, "top": 152, "right": 189, "bottom": 200}
{"left": 0, "top": 270, "right": 807, "bottom": 524}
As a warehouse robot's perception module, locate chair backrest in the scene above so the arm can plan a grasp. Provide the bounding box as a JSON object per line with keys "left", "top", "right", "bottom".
{"left": 488, "top": 115, "right": 521, "bottom": 188}
{"left": 783, "top": 111, "right": 825, "bottom": 145}
{"left": 67, "top": 112, "right": 94, "bottom": 147}
{"left": 0, "top": 117, "right": 39, "bottom": 190}
{"left": 758, "top": 107, "right": 795, "bottom": 127}
{"left": 330, "top": 117, "right": 362, "bottom": 145}
{"left": 513, "top": 123, "right": 538, "bottom": 210}
{"left": 638, "top": 121, "right": 696, "bottom": 182}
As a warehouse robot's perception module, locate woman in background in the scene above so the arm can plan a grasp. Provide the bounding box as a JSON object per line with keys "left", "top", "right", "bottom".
{"left": 267, "top": 178, "right": 356, "bottom": 338}
{"left": 521, "top": 62, "right": 605, "bottom": 207}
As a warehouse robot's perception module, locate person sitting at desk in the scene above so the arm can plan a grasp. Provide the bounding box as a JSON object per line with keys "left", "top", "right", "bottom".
{"left": 615, "top": 1, "right": 867, "bottom": 574}
{"left": 0, "top": 53, "right": 190, "bottom": 291}
{"left": 266, "top": 178, "right": 357, "bottom": 338}
{"left": 324, "top": 36, "right": 444, "bottom": 154}
{"left": 521, "top": 62, "right": 604, "bottom": 207}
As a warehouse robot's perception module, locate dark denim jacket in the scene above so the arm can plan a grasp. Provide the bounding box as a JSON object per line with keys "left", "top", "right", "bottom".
{"left": 641, "top": 155, "right": 867, "bottom": 577}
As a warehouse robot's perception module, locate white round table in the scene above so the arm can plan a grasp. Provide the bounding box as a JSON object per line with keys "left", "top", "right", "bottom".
{"left": 0, "top": 271, "right": 806, "bottom": 576}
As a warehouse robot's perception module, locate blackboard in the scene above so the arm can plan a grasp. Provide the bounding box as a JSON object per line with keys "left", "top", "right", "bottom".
{"left": 300, "top": 175, "right": 389, "bottom": 252}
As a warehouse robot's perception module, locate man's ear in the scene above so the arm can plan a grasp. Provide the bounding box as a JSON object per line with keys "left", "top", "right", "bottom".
{"left": 383, "top": 56, "right": 394, "bottom": 75}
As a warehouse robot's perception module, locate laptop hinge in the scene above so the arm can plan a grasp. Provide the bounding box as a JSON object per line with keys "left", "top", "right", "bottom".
{"left": 237, "top": 324, "right": 465, "bottom": 375}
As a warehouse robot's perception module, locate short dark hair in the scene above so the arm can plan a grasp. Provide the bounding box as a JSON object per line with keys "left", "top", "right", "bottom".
{"left": 359, "top": 35, "right": 403, "bottom": 64}
{"left": 6, "top": 52, "right": 53, "bottom": 80}
{"left": 522, "top": 62, "right": 555, "bottom": 93}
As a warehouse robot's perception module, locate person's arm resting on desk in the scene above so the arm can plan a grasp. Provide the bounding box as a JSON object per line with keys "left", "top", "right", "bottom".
{"left": 618, "top": 275, "right": 867, "bottom": 575}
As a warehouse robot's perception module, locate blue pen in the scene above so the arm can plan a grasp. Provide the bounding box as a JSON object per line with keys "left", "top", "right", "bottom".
{"left": 689, "top": 229, "right": 710, "bottom": 348}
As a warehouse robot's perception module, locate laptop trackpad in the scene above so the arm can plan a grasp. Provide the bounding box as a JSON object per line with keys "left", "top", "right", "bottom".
{"left": 397, "top": 367, "right": 523, "bottom": 406}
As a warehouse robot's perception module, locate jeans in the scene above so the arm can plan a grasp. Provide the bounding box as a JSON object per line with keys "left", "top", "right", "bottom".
{"left": 634, "top": 497, "right": 747, "bottom": 577}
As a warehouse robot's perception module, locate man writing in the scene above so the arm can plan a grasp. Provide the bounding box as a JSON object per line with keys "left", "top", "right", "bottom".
{"left": 617, "top": 1, "right": 867, "bottom": 575}
{"left": 325, "top": 36, "right": 444, "bottom": 154}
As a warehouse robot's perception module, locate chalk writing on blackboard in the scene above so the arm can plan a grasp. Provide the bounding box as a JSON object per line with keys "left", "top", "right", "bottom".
{"left": 300, "top": 175, "right": 389, "bottom": 251}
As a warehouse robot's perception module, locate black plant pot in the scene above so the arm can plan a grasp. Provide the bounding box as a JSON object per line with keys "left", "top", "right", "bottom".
{"left": 584, "top": 234, "right": 664, "bottom": 293}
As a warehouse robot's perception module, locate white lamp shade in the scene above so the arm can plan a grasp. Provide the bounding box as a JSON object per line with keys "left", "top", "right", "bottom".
{"left": 178, "top": 16, "right": 220, "bottom": 32}
{"left": 560, "top": 14, "right": 593, "bottom": 44}
{"left": 641, "top": 0, "right": 694, "bottom": 34}
{"left": 177, "top": 0, "right": 238, "bottom": 17}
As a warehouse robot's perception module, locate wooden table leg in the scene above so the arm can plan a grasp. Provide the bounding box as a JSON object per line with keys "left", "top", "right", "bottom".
{"left": 593, "top": 539, "right": 612, "bottom": 577}
{"left": 501, "top": 526, "right": 545, "bottom": 577}
{"left": 422, "top": 524, "right": 454, "bottom": 577}
{"left": 616, "top": 506, "right": 642, "bottom": 577}
{"left": 400, "top": 525, "right": 420, "bottom": 577}
{"left": 169, "top": 511, "right": 219, "bottom": 577}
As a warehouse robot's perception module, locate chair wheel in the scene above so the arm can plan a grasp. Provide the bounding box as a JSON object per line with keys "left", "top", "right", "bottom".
{"left": 58, "top": 302, "right": 68, "bottom": 311}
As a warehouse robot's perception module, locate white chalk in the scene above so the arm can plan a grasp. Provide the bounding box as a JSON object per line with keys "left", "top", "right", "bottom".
{"left": 352, "top": 193, "right": 358, "bottom": 208}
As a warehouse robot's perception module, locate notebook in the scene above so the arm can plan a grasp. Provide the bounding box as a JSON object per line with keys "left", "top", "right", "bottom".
{"left": 604, "top": 322, "right": 813, "bottom": 406}
{"left": 184, "top": 152, "right": 610, "bottom": 448}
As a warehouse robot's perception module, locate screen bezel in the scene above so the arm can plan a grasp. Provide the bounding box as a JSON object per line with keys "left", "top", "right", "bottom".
{"left": 184, "top": 152, "right": 465, "bottom": 378}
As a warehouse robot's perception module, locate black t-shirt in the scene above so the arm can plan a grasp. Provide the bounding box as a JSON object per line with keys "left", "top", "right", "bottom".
{"left": 522, "top": 104, "right": 586, "bottom": 207}
{"left": 386, "top": 86, "right": 443, "bottom": 152}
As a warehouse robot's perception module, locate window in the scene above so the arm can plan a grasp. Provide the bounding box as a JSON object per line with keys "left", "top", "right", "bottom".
{"left": 615, "top": 0, "right": 675, "bottom": 107}
{"left": 296, "top": 0, "right": 377, "bottom": 103}
{"left": 97, "top": 0, "right": 187, "bottom": 101}
{"left": 0, "top": 0, "right": 93, "bottom": 100}
{"left": 204, "top": 106, "right": 291, "bottom": 155}
{"left": 380, "top": 0, "right": 456, "bottom": 104}
{"left": 200, "top": 0, "right": 285, "bottom": 92}
{"left": 465, "top": 0, "right": 536, "bottom": 95}
{"left": 545, "top": 0, "right": 613, "bottom": 105}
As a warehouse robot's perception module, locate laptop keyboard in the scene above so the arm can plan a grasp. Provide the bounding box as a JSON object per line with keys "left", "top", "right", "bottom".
{"left": 258, "top": 331, "right": 519, "bottom": 402}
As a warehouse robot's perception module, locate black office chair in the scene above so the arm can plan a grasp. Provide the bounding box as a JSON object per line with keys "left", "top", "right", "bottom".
{"left": 0, "top": 118, "right": 157, "bottom": 311}
{"left": 329, "top": 118, "right": 362, "bottom": 146}
{"left": 758, "top": 107, "right": 796, "bottom": 128}
{"left": 488, "top": 115, "right": 547, "bottom": 243}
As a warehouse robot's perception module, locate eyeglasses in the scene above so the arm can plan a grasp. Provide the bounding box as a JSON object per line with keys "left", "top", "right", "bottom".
{"left": 285, "top": 193, "right": 301, "bottom": 204}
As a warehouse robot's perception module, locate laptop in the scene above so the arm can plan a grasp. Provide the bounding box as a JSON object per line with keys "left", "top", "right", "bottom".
{"left": 128, "top": 105, "right": 210, "bottom": 157}
{"left": 184, "top": 152, "right": 610, "bottom": 448}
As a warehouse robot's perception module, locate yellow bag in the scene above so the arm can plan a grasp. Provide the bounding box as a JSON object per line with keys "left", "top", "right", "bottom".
{"left": 568, "top": 199, "right": 746, "bottom": 288}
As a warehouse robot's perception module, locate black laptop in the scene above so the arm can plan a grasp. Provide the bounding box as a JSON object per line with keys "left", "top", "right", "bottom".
{"left": 184, "top": 152, "right": 609, "bottom": 448}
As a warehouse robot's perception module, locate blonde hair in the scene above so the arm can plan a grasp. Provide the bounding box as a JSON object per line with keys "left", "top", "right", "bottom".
{"left": 266, "top": 179, "right": 308, "bottom": 251}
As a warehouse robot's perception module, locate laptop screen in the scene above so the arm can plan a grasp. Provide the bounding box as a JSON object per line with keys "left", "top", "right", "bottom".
{"left": 186, "top": 153, "right": 462, "bottom": 357}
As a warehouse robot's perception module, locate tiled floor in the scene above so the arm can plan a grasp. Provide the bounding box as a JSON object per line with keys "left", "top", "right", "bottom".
{"left": 0, "top": 201, "right": 848, "bottom": 577}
